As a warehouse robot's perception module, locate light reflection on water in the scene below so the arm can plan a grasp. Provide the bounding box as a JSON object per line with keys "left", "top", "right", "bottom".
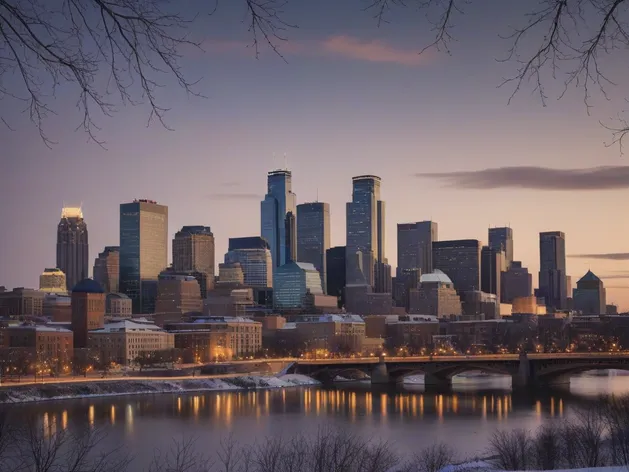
{"left": 7, "top": 371, "right": 629, "bottom": 463}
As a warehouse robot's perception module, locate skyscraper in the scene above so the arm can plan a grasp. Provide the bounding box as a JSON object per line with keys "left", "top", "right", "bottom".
{"left": 172, "top": 226, "right": 215, "bottom": 293}
{"left": 225, "top": 237, "right": 273, "bottom": 288}
{"left": 297, "top": 202, "right": 330, "bottom": 293}
{"left": 326, "top": 246, "right": 346, "bottom": 306}
{"left": 538, "top": 231, "right": 567, "bottom": 311}
{"left": 481, "top": 245, "right": 505, "bottom": 298}
{"left": 432, "top": 240, "right": 481, "bottom": 295}
{"left": 397, "top": 221, "right": 438, "bottom": 274}
{"left": 346, "top": 175, "right": 384, "bottom": 286}
{"left": 93, "top": 246, "right": 119, "bottom": 293}
{"left": 57, "top": 207, "right": 89, "bottom": 291}
{"left": 119, "top": 199, "right": 168, "bottom": 314}
{"left": 501, "top": 261, "right": 533, "bottom": 303}
{"left": 489, "top": 227, "right": 514, "bottom": 269}
{"left": 573, "top": 270, "right": 606, "bottom": 315}
{"left": 261, "top": 169, "right": 297, "bottom": 268}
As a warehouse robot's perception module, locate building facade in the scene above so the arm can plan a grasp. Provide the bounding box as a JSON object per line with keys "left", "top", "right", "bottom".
{"left": 0, "top": 288, "right": 45, "bottom": 318}
{"left": 326, "top": 246, "right": 346, "bottom": 306}
{"left": 538, "top": 231, "right": 567, "bottom": 311}
{"left": 93, "top": 246, "right": 120, "bottom": 293}
{"left": 217, "top": 262, "right": 245, "bottom": 285}
{"left": 57, "top": 207, "right": 89, "bottom": 291}
{"left": 39, "top": 268, "right": 67, "bottom": 294}
{"left": 43, "top": 293, "right": 72, "bottom": 322}
{"left": 225, "top": 237, "right": 273, "bottom": 288}
{"left": 261, "top": 169, "right": 297, "bottom": 268}
{"left": 153, "top": 271, "right": 203, "bottom": 326}
{"left": 172, "top": 226, "right": 215, "bottom": 293}
{"left": 346, "top": 175, "right": 384, "bottom": 286}
{"left": 70, "top": 278, "right": 105, "bottom": 348}
{"left": 501, "top": 261, "right": 533, "bottom": 303}
{"left": 432, "top": 240, "right": 482, "bottom": 295}
{"left": 488, "top": 227, "right": 513, "bottom": 269}
{"left": 273, "top": 262, "right": 323, "bottom": 310}
{"left": 296, "top": 202, "right": 331, "bottom": 293}
{"left": 88, "top": 320, "right": 174, "bottom": 365}
{"left": 4, "top": 325, "right": 73, "bottom": 372}
{"left": 481, "top": 246, "right": 505, "bottom": 299}
{"left": 165, "top": 316, "right": 262, "bottom": 357}
{"left": 408, "top": 270, "right": 462, "bottom": 318}
{"left": 397, "top": 221, "right": 438, "bottom": 275}
{"left": 573, "top": 270, "right": 606, "bottom": 315}
{"left": 119, "top": 199, "right": 168, "bottom": 314}
{"left": 105, "top": 293, "right": 133, "bottom": 318}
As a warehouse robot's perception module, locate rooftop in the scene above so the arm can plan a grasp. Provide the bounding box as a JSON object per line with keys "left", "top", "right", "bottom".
{"left": 90, "top": 319, "right": 164, "bottom": 333}
{"left": 61, "top": 206, "right": 83, "bottom": 219}
{"left": 72, "top": 278, "right": 104, "bottom": 294}
{"left": 420, "top": 269, "right": 453, "bottom": 285}
{"left": 9, "top": 324, "right": 72, "bottom": 333}
{"left": 578, "top": 270, "right": 602, "bottom": 283}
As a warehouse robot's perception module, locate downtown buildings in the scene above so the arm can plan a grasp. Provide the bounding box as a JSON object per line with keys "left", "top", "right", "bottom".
{"left": 297, "top": 202, "right": 330, "bottom": 293}
{"left": 172, "top": 226, "right": 215, "bottom": 295}
{"left": 57, "top": 207, "right": 89, "bottom": 291}
{"left": 538, "top": 231, "right": 568, "bottom": 312}
{"left": 93, "top": 246, "right": 119, "bottom": 293}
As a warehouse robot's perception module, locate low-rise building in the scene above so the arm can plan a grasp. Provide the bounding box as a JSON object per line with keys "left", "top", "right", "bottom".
{"left": 39, "top": 268, "right": 67, "bottom": 294}
{"left": 43, "top": 293, "right": 72, "bottom": 322}
{"left": 0, "top": 288, "right": 45, "bottom": 318}
{"left": 3, "top": 325, "right": 73, "bottom": 372}
{"left": 164, "top": 316, "right": 262, "bottom": 357}
{"left": 105, "top": 293, "right": 133, "bottom": 318}
{"left": 385, "top": 316, "right": 440, "bottom": 352}
{"left": 408, "top": 270, "right": 462, "bottom": 318}
{"left": 88, "top": 319, "right": 174, "bottom": 365}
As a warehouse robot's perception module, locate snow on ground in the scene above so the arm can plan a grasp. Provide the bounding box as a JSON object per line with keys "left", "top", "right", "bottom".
{"left": 440, "top": 463, "right": 629, "bottom": 472}
{"left": 0, "top": 374, "right": 321, "bottom": 404}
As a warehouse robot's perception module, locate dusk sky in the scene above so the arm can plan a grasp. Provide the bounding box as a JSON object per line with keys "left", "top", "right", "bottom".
{"left": 1, "top": 0, "right": 628, "bottom": 309}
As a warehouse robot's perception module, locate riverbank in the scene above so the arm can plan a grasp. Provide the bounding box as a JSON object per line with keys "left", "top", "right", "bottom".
{"left": 0, "top": 374, "right": 320, "bottom": 404}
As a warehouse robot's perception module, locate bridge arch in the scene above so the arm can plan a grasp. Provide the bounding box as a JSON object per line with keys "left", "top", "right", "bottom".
{"left": 389, "top": 364, "right": 513, "bottom": 383}
{"left": 536, "top": 363, "right": 629, "bottom": 384}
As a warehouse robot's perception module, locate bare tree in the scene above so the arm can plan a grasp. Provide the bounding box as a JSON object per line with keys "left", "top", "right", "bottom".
{"left": 3, "top": 0, "right": 629, "bottom": 147}
{"left": 531, "top": 425, "right": 562, "bottom": 470}
{"left": 488, "top": 429, "right": 530, "bottom": 471}
{"left": 148, "top": 436, "right": 213, "bottom": 472}
{"left": 406, "top": 443, "right": 456, "bottom": 472}
{"left": 570, "top": 406, "right": 608, "bottom": 468}
{"left": 602, "top": 395, "right": 629, "bottom": 465}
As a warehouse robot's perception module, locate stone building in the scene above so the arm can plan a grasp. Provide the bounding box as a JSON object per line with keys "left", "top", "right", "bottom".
{"left": 71, "top": 278, "right": 105, "bottom": 348}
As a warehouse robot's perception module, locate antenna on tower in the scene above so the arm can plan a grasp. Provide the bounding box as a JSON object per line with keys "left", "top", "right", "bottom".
{"left": 283, "top": 152, "right": 288, "bottom": 171}
{"left": 272, "top": 152, "right": 277, "bottom": 170}
{"left": 316, "top": 187, "right": 319, "bottom": 202}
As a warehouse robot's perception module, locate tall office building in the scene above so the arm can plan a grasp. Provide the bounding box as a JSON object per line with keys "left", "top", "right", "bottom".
{"left": 397, "top": 221, "right": 438, "bottom": 275}
{"left": 57, "top": 207, "right": 89, "bottom": 291}
{"left": 501, "top": 261, "right": 533, "bottom": 303}
{"left": 172, "top": 226, "right": 215, "bottom": 293}
{"left": 93, "top": 246, "right": 120, "bottom": 293}
{"left": 261, "top": 169, "right": 297, "bottom": 268}
{"left": 119, "top": 199, "right": 168, "bottom": 314}
{"left": 346, "top": 175, "right": 384, "bottom": 286}
{"left": 432, "top": 240, "right": 481, "bottom": 295}
{"left": 573, "top": 270, "right": 606, "bottom": 315}
{"left": 538, "top": 231, "right": 567, "bottom": 311}
{"left": 326, "top": 246, "right": 346, "bottom": 306}
{"left": 297, "top": 202, "right": 330, "bottom": 293}
{"left": 488, "top": 227, "right": 514, "bottom": 269}
{"left": 225, "top": 237, "right": 273, "bottom": 288}
{"left": 481, "top": 245, "right": 505, "bottom": 298}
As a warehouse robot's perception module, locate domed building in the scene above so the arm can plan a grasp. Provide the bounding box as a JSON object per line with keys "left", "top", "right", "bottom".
{"left": 71, "top": 278, "right": 105, "bottom": 348}
{"left": 409, "top": 270, "right": 462, "bottom": 318}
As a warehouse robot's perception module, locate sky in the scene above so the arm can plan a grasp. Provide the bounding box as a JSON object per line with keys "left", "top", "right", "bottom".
{"left": 1, "top": 0, "right": 628, "bottom": 309}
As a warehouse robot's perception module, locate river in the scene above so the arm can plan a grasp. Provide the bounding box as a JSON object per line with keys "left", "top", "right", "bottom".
{"left": 2, "top": 372, "right": 629, "bottom": 467}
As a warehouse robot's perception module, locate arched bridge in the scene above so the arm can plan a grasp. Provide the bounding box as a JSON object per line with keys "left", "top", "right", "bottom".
{"left": 289, "top": 353, "right": 629, "bottom": 388}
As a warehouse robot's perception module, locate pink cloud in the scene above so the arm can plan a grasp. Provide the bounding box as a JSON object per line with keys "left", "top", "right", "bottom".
{"left": 320, "top": 35, "right": 425, "bottom": 66}
{"left": 198, "top": 36, "right": 427, "bottom": 67}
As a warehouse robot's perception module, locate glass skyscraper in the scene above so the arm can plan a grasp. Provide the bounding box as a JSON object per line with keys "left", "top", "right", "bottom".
{"left": 57, "top": 207, "right": 89, "bottom": 291}
{"left": 225, "top": 237, "right": 273, "bottom": 288}
{"left": 489, "top": 227, "right": 514, "bottom": 269}
{"left": 273, "top": 261, "right": 323, "bottom": 310}
{"left": 261, "top": 169, "right": 297, "bottom": 268}
{"left": 297, "top": 202, "right": 330, "bottom": 293}
{"left": 397, "top": 221, "right": 438, "bottom": 275}
{"left": 432, "top": 239, "right": 481, "bottom": 295}
{"left": 119, "top": 199, "right": 168, "bottom": 314}
{"left": 346, "top": 175, "right": 384, "bottom": 286}
{"left": 538, "top": 231, "right": 567, "bottom": 311}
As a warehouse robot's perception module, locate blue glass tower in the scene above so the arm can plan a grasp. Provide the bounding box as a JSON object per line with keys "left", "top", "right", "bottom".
{"left": 261, "top": 169, "right": 297, "bottom": 268}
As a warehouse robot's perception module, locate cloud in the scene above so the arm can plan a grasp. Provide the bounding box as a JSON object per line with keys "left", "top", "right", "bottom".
{"left": 319, "top": 36, "right": 424, "bottom": 66}
{"left": 569, "top": 253, "right": 629, "bottom": 261}
{"left": 600, "top": 273, "right": 629, "bottom": 280}
{"left": 207, "top": 193, "right": 260, "bottom": 200}
{"left": 415, "top": 166, "right": 629, "bottom": 190}
{"left": 200, "top": 36, "right": 426, "bottom": 66}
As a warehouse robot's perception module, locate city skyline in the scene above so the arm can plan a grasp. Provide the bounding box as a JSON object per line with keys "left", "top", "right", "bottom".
{"left": 1, "top": 0, "right": 628, "bottom": 309}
